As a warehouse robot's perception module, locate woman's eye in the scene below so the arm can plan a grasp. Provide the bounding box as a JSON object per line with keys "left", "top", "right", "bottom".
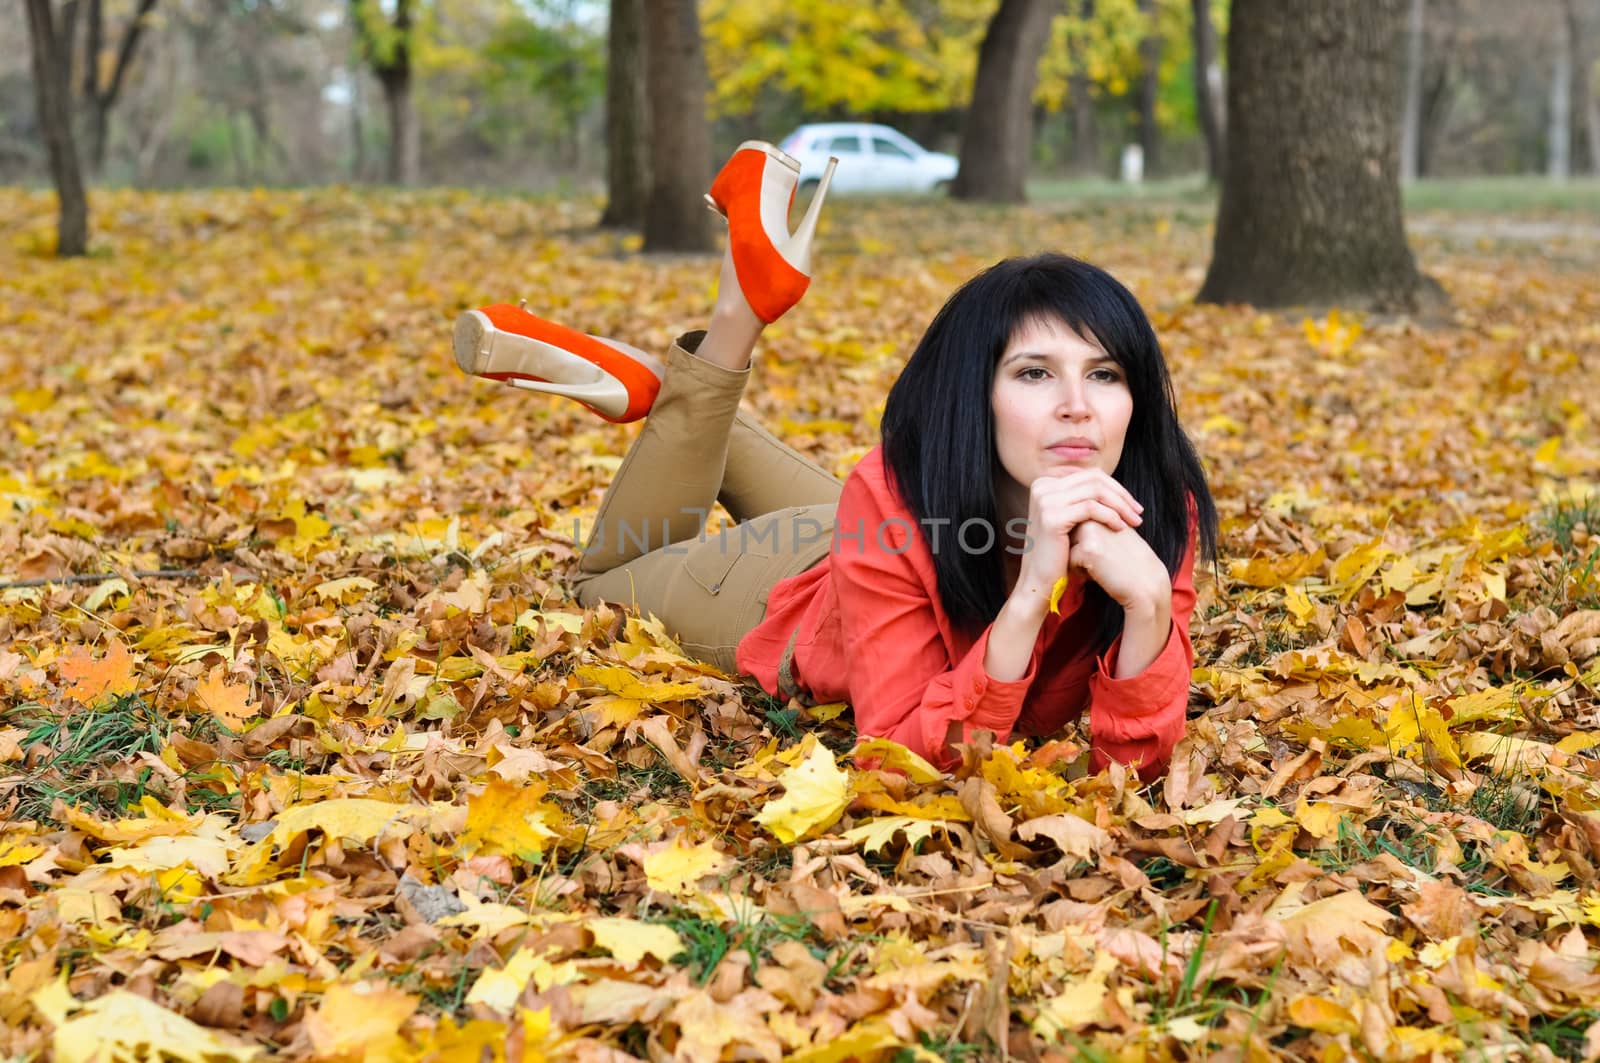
{"left": 1019, "top": 367, "right": 1048, "bottom": 381}
{"left": 1089, "top": 368, "right": 1123, "bottom": 383}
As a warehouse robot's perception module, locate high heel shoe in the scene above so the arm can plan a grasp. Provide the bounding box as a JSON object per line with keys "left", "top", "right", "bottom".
{"left": 452, "top": 303, "right": 660, "bottom": 423}
{"left": 705, "top": 141, "right": 838, "bottom": 324}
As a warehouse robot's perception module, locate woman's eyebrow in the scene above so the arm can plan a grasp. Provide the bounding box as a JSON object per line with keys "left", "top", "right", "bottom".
{"left": 999, "top": 349, "right": 1115, "bottom": 367}
{"left": 999, "top": 350, "right": 1051, "bottom": 366}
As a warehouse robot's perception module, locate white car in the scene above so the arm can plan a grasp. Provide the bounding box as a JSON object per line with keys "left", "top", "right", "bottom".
{"left": 778, "top": 123, "right": 959, "bottom": 195}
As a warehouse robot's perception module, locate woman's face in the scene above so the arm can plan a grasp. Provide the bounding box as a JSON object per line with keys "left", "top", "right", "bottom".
{"left": 990, "top": 315, "right": 1133, "bottom": 508}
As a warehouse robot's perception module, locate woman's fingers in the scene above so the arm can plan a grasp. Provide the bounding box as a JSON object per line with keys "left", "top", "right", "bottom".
{"left": 1044, "top": 498, "right": 1129, "bottom": 533}
{"left": 1034, "top": 472, "right": 1142, "bottom": 524}
{"left": 1034, "top": 476, "right": 1142, "bottom": 528}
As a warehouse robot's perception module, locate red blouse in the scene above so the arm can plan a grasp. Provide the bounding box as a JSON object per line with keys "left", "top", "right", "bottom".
{"left": 736, "top": 445, "right": 1196, "bottom": 774}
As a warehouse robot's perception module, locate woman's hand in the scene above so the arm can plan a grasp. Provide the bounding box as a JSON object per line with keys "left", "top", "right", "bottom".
{"left": 987, "top": 470, "right": 1146, "bottom": 684}
{"left": 1067, "top": 519, "right": 1171, "bottom": 613}
{"left": 1009, "top": 470, "right": 1143, "bottom": 615}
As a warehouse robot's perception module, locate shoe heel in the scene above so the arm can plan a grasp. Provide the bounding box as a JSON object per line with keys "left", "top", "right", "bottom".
{"left": 453, "top": 310, "right": 492, "bottom": 375}
{"left": 789, "top": 157, "right": 837, "bottom": 275}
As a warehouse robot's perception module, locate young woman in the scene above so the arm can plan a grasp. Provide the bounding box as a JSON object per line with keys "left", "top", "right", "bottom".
{"left": 453, "top": 141, "right": 1217, "bottom": 776}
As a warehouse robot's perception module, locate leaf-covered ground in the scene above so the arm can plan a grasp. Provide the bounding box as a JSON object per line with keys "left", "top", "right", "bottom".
{"left": 2, "top": 186, "right": 1599, "bottom": 1062}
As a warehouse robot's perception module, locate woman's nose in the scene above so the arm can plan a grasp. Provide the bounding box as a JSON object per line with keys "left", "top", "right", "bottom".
{"left": 1056, "top": 381, "right": 1090, "bottom": 417}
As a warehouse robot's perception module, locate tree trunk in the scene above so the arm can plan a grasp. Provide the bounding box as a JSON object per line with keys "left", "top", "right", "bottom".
{"left": 350, "top": 0, "right": 418, "bottom": 186}
{"left": 599, "top": 0, "right": 649, "bottom": 229}
{"left": 642, "top": 0, "right": 713, "bottom": 252}
{"left": 1549, "top": 8, "right": 1573, "bottom": 179}
{"left": 24, "top": 0, "right": 89, "bottom": 256}
{"left": 1135, "top": 0, "right": 1161, "bottom": 176}
{"left": 81, "top": 0, "right": 158, "bottom": 176}
{"left": 1564, "top": 0, "right": 1599, "bottom": 175}
{"left": 58, "top": 0, "right": 79, "bottom": 100}
{"left": 350, "top": 64, "right": 368, "bottom": 181}
{"left": 1068, "top": 0, "right": 1098, "bottom": 175}
{"left": 1197, "top": 0, "right": 1439, "bottom": 312}
{"left": 380, "top": 69, "right": 420, "bottom": 185}
{"left": 1399, "top": 0, "right": 1424, "bottom": 182}
{"left": 952, "top": 0, "right": 1058, "bottom": 202}
{"left": 1190, "top": 0, "right": 1224, "bottom": 183}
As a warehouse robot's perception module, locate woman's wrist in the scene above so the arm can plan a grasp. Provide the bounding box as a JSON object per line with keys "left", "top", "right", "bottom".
{"left": 1004, "top": 578, "right": 1055, "bottom": 623}
{"left": 985, "top": 597, "right": 1047, "bottom": 681}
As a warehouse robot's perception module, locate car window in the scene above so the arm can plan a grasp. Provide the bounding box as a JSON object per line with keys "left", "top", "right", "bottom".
{"left": 872, "top": 137, "right": 914, "bottom": 160}
{"left": 826, "top": 136, "right": 863, "bottom": 154}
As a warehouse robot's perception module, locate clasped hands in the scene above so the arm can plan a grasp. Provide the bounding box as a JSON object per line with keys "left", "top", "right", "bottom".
{"left": 1014, "top": 468, "right": 1171, "bottom": 615}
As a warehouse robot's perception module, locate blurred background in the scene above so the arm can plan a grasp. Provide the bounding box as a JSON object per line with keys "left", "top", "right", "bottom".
{"left": 4, "top": 0, "right": 1597, "bottom": 195}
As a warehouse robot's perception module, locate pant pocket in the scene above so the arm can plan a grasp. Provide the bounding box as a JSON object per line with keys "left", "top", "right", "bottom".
{"left": 684, "top": 542, "right": 742, "bottom": 596}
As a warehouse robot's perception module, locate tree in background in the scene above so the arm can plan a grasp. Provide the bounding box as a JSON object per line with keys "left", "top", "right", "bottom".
{"left": 1065, "top": 0, "right": 1099, "bottom": 174}
{"left": 1199, "top": 0, "right": 1440, "bottom": 311}
{"left": 598, "top": 0, "right": 647, "bottom": 229}
{"left": 481, "top": 3, "right": 602, "bottom": 170}
{"left": 1189, "top": 0, "right": 1223, "bottom": 182}
{"left": 21, "top": 0, "right": 162, "bottom": 254}
{"left": 80, "top": 0, "right": 161, "bottom": 173}
{"left": 1134, "top": 0, "right": 1160, "bottom": 173}
{"left": 699, "top": 0, "right": 991, "bottom": 117}
{"left": 23, "top": 0, "right": 89, "bottom": 255}
{"left": 1575, "top": 0, "right": 1600, "bottom": 175}
{"left": 642, "top": 0, "right": 712, "bottom": 252}
{"left": 950, "top": 0, "right": 1060, "bottom": 202}
{"left": 349, "top": 0, "right": 419, "bottom": 185}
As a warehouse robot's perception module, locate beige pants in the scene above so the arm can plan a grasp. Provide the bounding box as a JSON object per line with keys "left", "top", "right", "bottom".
{"left": 571, "top": 331, "right": 843, "bottom": 673}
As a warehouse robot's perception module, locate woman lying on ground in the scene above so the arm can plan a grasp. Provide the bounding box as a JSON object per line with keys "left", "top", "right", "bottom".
{"left": 451, "top": 140, "right": 1217, "bottom": 777}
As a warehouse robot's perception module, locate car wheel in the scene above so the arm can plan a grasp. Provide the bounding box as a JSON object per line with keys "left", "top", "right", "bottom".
{"left": 933, "top": 179, "right": 952, "bottom": 196}
{"left": 798, "top": 178, "right": 820, "bottom": 195}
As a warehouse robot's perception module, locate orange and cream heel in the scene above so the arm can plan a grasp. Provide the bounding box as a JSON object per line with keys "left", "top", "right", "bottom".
{"left": 452, "top": 304, "right": 659, "bottom": 423}
{"left": 705, "top": 141, "right": 838, "bottom": 324}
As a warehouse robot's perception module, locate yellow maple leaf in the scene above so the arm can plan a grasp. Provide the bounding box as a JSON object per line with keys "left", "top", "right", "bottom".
{"left": 1580, "top": 894, "right": 1600, "bottom": 927}
{"left": 754, "top": 738, "right": 851, "bottom": 844}
{"left": 51, "top": 989, "right": 259, "bottom": 1063}
{"left": 1031, "top": 951, "right": 1117, "bottom": 1039}
{"left": 1444, "top": 685, "right": 1521, "bottom": 728}
{"left": 191, "top": 666, "right": 255, "bottom": 729}
{"left": 574, "top": 664, "right": 704, "bottom": 701}
{"left": 460, "top": 779, "right": 564, "bottom": 859}
{"left": 850, "top": 737, "right": 943, "bottom": 783}
{"left": 587, "top": 918, "right": 684, "bottom": 967}
{"left": 465, "top": 948, "right": 578, "bottom": 1013}
{"left": 263, "top": 798, "right": 424, "bottom": 849}
{"left": 303, "top": 982, "right": 418, "bottom": 1059}
{"left": 643, "top": 838, "right": 734, "bottom": 895}
{"left": 840, "top": 815, "right": 939, "bottom": 856}
{"left": 1383, "top": 700, "right": 1461, "bottom": 768}
{"left": 1292, "top": 797, "right": 1345, "bottom": 840}
{"left": 57, "top": 640, "right": 138, "bottom": 704}
{"left": 63, "top": 795, "right": 202, "bottom": 843}
{"left": 787, "top": 1019, "right": 911, "bottom": 1063}
{"left": 1285, "top": 994, "right": 1358, "bottom": 1035}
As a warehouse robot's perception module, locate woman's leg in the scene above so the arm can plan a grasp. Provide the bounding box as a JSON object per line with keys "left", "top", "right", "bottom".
{"left": 718, "top": 411, "right": 843, "bottom": 522}
{"left": 574, "top": 502, "right": 837, "bottom": 673}
{"left": 574, "top": 248, "right": 767, "bottom": 577}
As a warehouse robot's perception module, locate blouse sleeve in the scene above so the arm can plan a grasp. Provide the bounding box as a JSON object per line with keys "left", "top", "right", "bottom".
{"left": 1084, "top": 519, "right": 1199, "bottom": 777}
{"left": 829, "top": 471, "right": 1032, "bottom": 770}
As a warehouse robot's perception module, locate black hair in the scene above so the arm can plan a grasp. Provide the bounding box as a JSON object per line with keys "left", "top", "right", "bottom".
{"left": 879, "top": 252, "right": 1218, "bottom": 647}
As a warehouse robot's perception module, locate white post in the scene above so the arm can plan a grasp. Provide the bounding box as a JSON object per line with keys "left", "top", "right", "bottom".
{"left": 1120, "top": 144, "right": 1144, "bottom": 183}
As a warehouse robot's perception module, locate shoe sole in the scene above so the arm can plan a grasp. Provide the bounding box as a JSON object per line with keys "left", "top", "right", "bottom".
{"left": 453, "top": 310, "right": 629, "bottom": 419}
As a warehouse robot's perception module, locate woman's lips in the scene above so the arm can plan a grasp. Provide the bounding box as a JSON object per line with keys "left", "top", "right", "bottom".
{"left": 1048, "top": 442, "right": 1098, "bottom": 460}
